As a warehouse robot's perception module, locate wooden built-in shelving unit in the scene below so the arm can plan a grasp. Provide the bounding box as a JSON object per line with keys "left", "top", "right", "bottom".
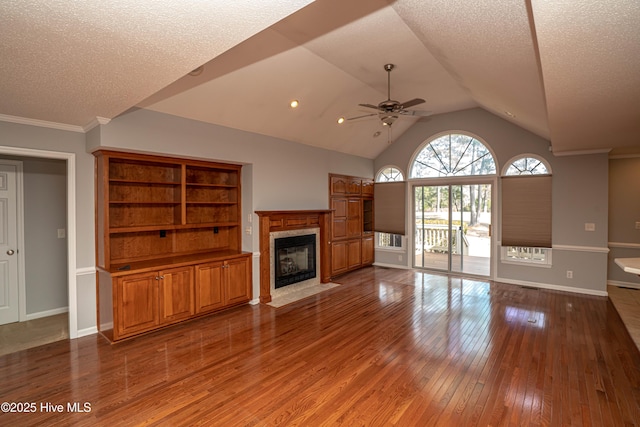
{"left": 94, "top": 150, "right": 251, "bottom": 341}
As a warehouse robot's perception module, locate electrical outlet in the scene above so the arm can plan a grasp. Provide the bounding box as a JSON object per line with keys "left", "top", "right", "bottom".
{"left": 245, "top": 226, "right": 252, "bottom": 235}
{"left": 636, "top": 221, "right": 640, "bottom": 230}
{"left": 57, "top": 228, "right": 65, "bottom": 238}
{"left": 566, "top": 270, "right": 573, "bottom": 279}
{"left": 585, "top": 223, "right": 595, "bottom": 231}
{"left": 398, "top": 255, "right": 402, "bottom": 262}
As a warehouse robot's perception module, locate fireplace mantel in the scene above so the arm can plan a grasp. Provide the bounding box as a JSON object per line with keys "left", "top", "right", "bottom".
{"left": 255, "top": 210, "right": 332, "bottom": 303}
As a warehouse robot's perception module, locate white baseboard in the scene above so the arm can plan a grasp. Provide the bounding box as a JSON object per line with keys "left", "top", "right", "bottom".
{"left": 77, "top": 326, "right": 98, "bottom": 338}
{"left": 495, "top": 277, "right": 608, "bottom": 297}
{"left": 373, "top": 262, "right": 411, "bottom": 269}
{"left": 25, "top": 307, "right": 69, "bottom": 321}
{"left": 607, "top": 280, "right": 640, "bottom": 290}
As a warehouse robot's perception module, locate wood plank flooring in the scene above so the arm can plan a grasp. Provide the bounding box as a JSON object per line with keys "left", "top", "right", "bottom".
{"left": 1, "top": 267, "right": 639, "bottom": 426}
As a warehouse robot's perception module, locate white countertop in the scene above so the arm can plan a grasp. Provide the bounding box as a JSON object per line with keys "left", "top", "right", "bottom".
{"left": 615, "top": 257, "right": 640, "bottom": 275}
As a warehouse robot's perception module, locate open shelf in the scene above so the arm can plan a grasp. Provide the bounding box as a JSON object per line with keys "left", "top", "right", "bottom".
{"left": 95, "top": 150, "right": 243, "bottom": 270}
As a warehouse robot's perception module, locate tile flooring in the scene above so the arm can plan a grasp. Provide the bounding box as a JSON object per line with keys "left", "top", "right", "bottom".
{"left": 0, "top": 313, "right": 68, "bottom": 356}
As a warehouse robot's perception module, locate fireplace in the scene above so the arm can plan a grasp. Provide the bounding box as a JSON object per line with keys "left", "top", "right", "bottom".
{"left": 274, "top": 234, "right": 316, "bottom": 289}
{"left": 255, "top": 210, "right": 332, "bottom": 303}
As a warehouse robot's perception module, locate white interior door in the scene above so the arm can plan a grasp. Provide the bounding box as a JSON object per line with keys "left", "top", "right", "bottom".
{"left": 0, "top": 162, "right": 19, "bottom": 325}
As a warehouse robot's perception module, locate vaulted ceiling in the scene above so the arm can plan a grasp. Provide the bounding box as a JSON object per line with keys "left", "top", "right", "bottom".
{"left": 2, "top": 0, "right": 639, "bottom": 159}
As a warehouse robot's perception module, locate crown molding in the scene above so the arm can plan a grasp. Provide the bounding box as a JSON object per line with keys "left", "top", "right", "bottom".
{"left": 83, "top": 116, "right": 111, "bottom": 132}
{"left": 0, "top": 113, "right": 85, "bottom": 133}
{"left": 0, "top": 114, "right": 111, "bottom": 133}
{"left": 551, "top": 148, "right": 611, "bottom": 157}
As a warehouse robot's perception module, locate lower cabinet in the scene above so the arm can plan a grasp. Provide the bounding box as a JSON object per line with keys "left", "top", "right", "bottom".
{"left": 331, "top": 239, "right": 364, "bottom": 276}
{"left": 362, "top": 235, "right": 374, "bottom": 265}
{"left": 105, "top": 254, "right": 251, "bottom": 341}
{"left": 330, "top": 236, "right": 374, "bottom": 277}
{"left": 195, "top": 256, "right": 251, "bottom": 315}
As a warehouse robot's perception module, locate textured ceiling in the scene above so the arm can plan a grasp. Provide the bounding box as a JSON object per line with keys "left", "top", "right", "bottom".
{"left": 1, "top": 0, "right": 639, "bottom": 158}
{"left": 0, "top": 0, "right": 314, "bottom": 126}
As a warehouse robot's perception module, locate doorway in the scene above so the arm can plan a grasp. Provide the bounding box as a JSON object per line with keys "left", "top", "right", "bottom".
{"left": 0, "top": 145, "right": 78, "bottom": 343}
{"left": 414, "top": 183, "right": 492, "bottom": 276}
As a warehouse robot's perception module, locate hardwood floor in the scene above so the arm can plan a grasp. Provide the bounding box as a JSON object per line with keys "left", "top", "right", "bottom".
{"left": 1, "top": 266, "right": 639, "bottom": 426}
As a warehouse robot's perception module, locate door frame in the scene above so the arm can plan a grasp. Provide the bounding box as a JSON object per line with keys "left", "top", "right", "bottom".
{"left": 0, "top": 146, "right": 77, "bottom": 338}
{"left": 411, "top": 175, "right": 497, "bottom": 279}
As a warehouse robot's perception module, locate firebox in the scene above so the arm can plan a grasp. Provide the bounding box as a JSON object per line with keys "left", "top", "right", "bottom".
{"left": 274, "top": 234, "right": 316, "bottom": 289}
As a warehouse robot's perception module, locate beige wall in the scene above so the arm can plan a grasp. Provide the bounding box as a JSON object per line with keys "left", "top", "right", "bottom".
{"left": 608, "top": 157, "right": 640, "bottom": 286}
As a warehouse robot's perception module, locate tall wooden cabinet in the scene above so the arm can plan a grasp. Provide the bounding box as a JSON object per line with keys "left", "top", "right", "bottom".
{"left": 94, "top": 150, "right": 251, "bottom": 342}
{"left": 329, "top": 174, "right": 374, "bottom": 277}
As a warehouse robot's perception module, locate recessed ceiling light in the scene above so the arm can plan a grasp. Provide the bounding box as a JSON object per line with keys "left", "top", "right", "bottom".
{"left": 504, "top": 111, "right": 516, "bottom": 118}
{"left": 188, "top": 66, "right": 204, "bottom": 76}
{"left": 290, "top": 100, "right": 299, "bottom": 108}
{"left": 373, "top": 131, "right": 381, "bottom": 137}
{"left": 337, "top": 117, "right": 345, "bottom": 124}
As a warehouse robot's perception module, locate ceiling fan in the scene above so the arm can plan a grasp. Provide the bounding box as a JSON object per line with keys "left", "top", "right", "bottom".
{"left": 347, "top": 63, "right": 431, "bottom": 126}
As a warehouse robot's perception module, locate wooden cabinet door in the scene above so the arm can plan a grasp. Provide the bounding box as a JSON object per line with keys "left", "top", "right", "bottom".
{"left": 347, "top": 198, "right": 362, "bottom": 238}
{"left": 331, "top": 198, "right": 347, "bottom": 240}
{"left": 347, "top": 240, "right": 362, "bottom": 269}
{"left": 330, "top": 176, "right": 348, "bottom": 195}
{"left": 362, "top": 179, "right": 374, "bottom": 196}
{"left": 225, "top": 256, "right": 251, "bottom": 305}
{"left": 159, "top": 266, "right": 194, "bottom": 324}
{"left": 195, "top": 261, "right": 225, "bottom": 314}
{"left": 362, "top": 236, "right": 374, "bottom": 265}
{"left": 116, "top": 272, "right": 159, "bottom": 338}
{"left": 331, "top": 241, "right": 349, "bottom": 275}
{"left": 347, "top": 178, "right": 362, "bottom": 194}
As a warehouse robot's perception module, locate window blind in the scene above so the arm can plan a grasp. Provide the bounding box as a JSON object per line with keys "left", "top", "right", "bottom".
{"left": 374, "top": 181, "right": 406, "bottom": 235}
{"left": 501, "top": 175, "right": 552, "bottom": 247}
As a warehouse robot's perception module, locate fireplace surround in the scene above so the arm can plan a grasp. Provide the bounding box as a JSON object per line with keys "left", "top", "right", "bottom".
{"left": 255, "top": 210, "right": 332, "bottom": 303}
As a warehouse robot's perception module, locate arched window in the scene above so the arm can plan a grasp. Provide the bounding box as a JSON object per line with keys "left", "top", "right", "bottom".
{"left": 375, "top": 166, "right": 405, "bottom": 249}
{"left": 502, "top": 154, "right": 552, "bottom": 265}
{"left": 377, "top": 166, "right": 404, "bottom": 182}
{"left": 504, "top": 156, "right": 550, "bottom": 176}
{"left": 410, "top": 133, "right": 496, "bottom": 178}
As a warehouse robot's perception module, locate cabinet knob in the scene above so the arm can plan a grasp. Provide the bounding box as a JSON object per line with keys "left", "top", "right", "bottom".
{"left": 160, "top": 275, "right": 165, "bottom": 279}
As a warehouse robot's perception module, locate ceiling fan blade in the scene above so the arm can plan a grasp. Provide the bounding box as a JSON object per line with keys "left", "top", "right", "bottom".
{"left": 398, "top": 109, "right": 432, "bottom": 117}
{"left": 358, "top": 103, "right": 381, "bottom": 111}
{"left": 347, "top": 113, "right": 377, "bottom": 121}
{"left": 399, "top": 98, "right": 425, "bottom": 109}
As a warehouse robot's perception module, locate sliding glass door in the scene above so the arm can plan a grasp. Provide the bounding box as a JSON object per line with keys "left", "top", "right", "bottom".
{"left": 414, "top": 183, "right": 492, "bottom": 276}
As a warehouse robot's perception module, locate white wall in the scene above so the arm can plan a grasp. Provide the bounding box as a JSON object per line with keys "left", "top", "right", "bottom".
{"left": 374, "top": 108, "right": 609, "bottom": 295}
